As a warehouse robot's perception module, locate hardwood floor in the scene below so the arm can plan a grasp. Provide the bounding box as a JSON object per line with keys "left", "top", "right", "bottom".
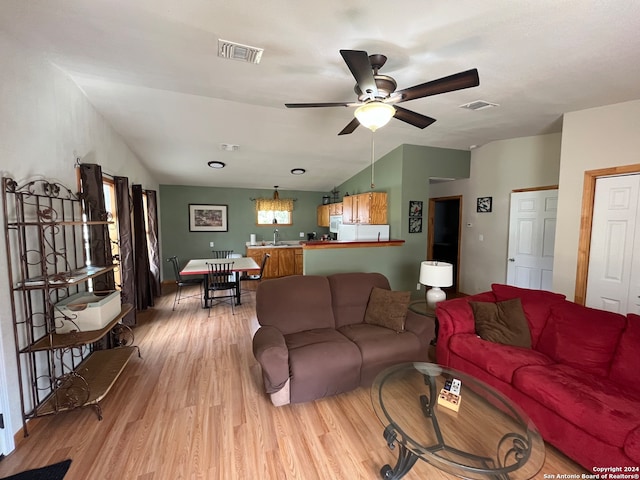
{"left": 0, "top": 286, "right": 588, "bottom": 479}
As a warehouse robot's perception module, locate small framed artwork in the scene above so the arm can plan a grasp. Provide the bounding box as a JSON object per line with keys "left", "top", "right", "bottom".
{"left": 409, "top": 200, "right": 423, "bottom": 217}
{"left": 409, "top": 217, "right": 423, "bottom": 233}
{"left": 189, "top": 204, "right": 228, "bottom": 232}
{"left": 476, "top": 197, "right": 492, "bottom": 213}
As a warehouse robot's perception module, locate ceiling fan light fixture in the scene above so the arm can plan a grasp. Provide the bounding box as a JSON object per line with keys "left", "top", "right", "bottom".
{"left": 354, "top": 102, "right": 396, "bottom": 132}
{"left": 208, "top": 161, "right": 226, "bottom": 169}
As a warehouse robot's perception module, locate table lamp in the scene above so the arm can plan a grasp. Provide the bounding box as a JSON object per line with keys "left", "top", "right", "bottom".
{"left": 419, "top": 261, "right": 453, "bottom": 309}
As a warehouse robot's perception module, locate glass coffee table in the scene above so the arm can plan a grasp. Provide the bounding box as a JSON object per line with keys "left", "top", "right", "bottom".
{"left": 371, "top": 363, "right": 545, "bottom": 479}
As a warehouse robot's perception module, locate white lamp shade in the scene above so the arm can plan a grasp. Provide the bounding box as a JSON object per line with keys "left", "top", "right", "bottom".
{"left": 354, "top": 102, "right": 395, "bottom": 132}
{"left": 419, "top": 261, "right": 453, "bottom": 288}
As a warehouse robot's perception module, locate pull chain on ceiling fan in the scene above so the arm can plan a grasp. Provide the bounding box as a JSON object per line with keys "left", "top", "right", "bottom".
{"left": 285, "top": 50, "right": 480, "bottom": 135}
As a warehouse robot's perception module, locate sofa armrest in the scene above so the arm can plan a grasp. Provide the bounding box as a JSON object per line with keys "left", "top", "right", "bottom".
{"left": 252, "top": 326, "right": 290, "bottom": 394}
{"left": 404, "top": 309, "right": 436, "bottom": 352}
{"left": 435, "top": 292, "right": 496, "bottom": 365}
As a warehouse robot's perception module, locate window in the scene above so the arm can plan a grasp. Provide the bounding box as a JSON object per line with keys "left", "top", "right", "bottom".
{"left": 255, "top": 197, "right": 293, "bottom": 226}
{"left": 103, "top": 179, "right": 121, "bottom": 287}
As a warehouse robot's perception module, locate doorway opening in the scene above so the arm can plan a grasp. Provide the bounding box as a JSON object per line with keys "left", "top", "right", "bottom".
{"left": 427, "top": 196, "right": 462, "bottom": 292}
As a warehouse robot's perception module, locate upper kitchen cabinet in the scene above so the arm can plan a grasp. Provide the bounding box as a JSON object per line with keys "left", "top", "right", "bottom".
{"left": 317, "top": 204, "right": 330, "bottom": 227}
{"left": 342, "top": 192, "right": 387, "bottom": 225}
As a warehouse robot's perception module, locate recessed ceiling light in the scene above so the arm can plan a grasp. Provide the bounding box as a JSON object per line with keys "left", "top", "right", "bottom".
{"left": 291, "top": 168, "right": 306, "bottom": 175}
{"left": 208, "top": 161, "right": 226, "bottom": 169}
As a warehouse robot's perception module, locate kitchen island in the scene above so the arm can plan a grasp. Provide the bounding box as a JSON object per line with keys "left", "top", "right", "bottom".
{"left": 246, "top": 239, "right": 405, "bottom": 279}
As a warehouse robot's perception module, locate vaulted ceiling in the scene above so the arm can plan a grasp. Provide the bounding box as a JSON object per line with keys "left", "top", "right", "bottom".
{"left": 2, "top": 0, "right": 640, "bottom": 191}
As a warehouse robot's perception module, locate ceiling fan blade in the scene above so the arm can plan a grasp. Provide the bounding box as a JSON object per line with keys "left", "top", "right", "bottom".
{"left": 393, "top": 106, "right": 437, "bottom": 129}
{"left": 340, "top": 50, "right": 379, "bottom": 100}
{"left": 338, "top": 117, "right": 360, "bottom": 136}
{"left": 285, "top": 102, "right": 355, "bottom": 108}
{"left": 392, "top": 68, "right": 479, "bottom": 103}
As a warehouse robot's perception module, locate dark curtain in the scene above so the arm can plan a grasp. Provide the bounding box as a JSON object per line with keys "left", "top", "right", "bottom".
{"left": 79, "top": 163, "right": 115, "bottom": 291}
{"left": 132, "top": 184, "right": 153, "bottom": 309}
{"left": 145, "top": 189, "right": 161, "bottom": 298}
{"left": 114, "top": 176, "right": 136, "bottom": 326}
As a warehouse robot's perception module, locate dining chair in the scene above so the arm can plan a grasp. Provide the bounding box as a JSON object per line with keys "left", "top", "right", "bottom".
{"left": 166, "top": 256, "right": 204, "bottom": 311}
{"left": 205, "top": 262, "right": 237, "bottom": 316}
{"left": 241, "top": 253, "right": 270, "bottom": 293}
{"left": 211, "top": 250, "right": 234, "bottom": 259}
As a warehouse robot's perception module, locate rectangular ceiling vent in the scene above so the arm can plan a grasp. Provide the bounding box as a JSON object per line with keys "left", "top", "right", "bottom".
{"left": 218, "top": 39, "right": 263, "bottom": 64}
{"left": 459, "top": 100, "right": 499, "bottom": 111}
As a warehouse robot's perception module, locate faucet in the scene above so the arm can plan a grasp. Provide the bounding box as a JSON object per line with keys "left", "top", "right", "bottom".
{"left": 273, "top": 228, "right": 280, "bottom": 246}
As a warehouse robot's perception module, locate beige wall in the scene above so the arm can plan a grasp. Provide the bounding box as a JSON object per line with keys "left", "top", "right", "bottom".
{"left": 429, "top": 133, "right": 562, "bottom": 294}
{"left": 0, "top": 31, "right": 157, "bottom": 445}
{"left": 553, "top": 99, "right": 640, "bottom": 298}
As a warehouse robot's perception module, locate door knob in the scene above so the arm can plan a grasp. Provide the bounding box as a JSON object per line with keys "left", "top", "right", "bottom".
{"left": 508, "top": 258, "right": 515, "bottom": 262}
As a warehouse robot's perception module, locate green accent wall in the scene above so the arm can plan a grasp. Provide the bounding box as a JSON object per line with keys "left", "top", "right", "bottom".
{"left": 305, "top": 144, "right": 470, "bottom": 295}
{"left": 159, "top": 185, "right": 328, "bottom": 280}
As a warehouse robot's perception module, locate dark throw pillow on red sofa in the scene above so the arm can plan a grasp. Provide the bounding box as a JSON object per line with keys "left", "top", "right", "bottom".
{"left": 470, "top": 298, "right": 532, "bottom": 348}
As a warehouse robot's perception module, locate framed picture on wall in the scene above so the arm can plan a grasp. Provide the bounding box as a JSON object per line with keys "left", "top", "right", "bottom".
{"left": 476, "top": 196, "right": 492, "bottom": 213}
{"left": 409, "top": 200, "right": 423, "bottom": 217}
{"left": 189, "top": 204, "right": 228, "bottom": 232}
{"left": 409, "top": 217, "right": 423, "bottom": 233}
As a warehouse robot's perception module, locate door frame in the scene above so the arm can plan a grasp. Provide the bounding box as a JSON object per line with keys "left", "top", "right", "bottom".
{"left": 575, "top": 163, "right": 640, "bottom": 304}
{"left": 427, "top": 195, "right": 462, "bottom": 292}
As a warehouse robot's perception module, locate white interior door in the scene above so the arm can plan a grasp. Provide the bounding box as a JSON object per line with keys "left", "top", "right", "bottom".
{"left": 507, "top": 190, "right": 558, "bottom": 290}
{"left": 586, "top": 174, "right": 640, "bottom": 314}
{"left": 0, "top": 340, "right": 14, "bottom": 455}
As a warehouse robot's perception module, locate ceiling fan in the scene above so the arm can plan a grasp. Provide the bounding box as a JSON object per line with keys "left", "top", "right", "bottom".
{"left": 285, "top": 49, "right": 480, "bottom": 135}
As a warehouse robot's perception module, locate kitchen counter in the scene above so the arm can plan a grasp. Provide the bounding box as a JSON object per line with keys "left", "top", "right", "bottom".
{"left": 245, "top": 241, "right": 302, "bottom": 249}
{"left": 300, "top": 239, "right": 404, "bottom": 249}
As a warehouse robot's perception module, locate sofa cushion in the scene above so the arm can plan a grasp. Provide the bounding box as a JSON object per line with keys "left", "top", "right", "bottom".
{"left": 328, "top": 272, "right": 391, "bottom": 328}
{"left": 256, "top": 275, "right": 335, "bottom": 334}
{"left": 491, "top": 284, "right": 566, "bottom": 347}
{"left": 513, "top": 364, "right": 640, "bottom": 448}
{"left": 625, "top": 425, "right": 640, "bottom": 465}
{"left": 364, "top": 287, "right": 410, "bottom": 332}
{"left": 470, "top": 298, "right": 531, "bottom": 348}
{"left": 338, "top": 323, "right": 423, "bottom": 385}
{"left": 537, "top": 302, "right": 626, "bottom": 377}
{"left": 285, "top": 328, "right": 362, "bottom": 403}
{"left": 449, "top": 333, "right": 553, "bottom": 383}
{"left": 609, "top": 314, "right": 640, "bottom": 397}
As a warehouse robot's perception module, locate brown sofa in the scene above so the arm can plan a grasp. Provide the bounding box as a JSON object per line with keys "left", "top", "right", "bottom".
{"left": 252, "top": 272, "right": 434, "bottom": 406}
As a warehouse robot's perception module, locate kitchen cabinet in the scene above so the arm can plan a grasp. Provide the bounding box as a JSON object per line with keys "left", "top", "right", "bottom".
{"left": 342, "top": 192, "right": 387, "bottom": 224}
{"left": 317, "top": 204, "right": 330, "bottom": 227}
{"left": 329, "top": 202, "right": 343, "bottom": 215}
{"left": 2, "top": 176, "right": 138, "bottom": 435}
{"left": 294, "top": 248, "right": 304, "bottom": 275}
{"left": 246, "top": 247, "right": 303, "bottom": 278}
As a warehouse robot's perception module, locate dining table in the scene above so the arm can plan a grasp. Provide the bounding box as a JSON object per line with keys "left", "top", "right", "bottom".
{"left": 180, "top": 257, "right": 259, "bottom": 306}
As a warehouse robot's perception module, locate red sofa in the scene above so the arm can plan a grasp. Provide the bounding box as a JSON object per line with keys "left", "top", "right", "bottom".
{"left": 436, "top": 284, "right": 640, "bottom": 470}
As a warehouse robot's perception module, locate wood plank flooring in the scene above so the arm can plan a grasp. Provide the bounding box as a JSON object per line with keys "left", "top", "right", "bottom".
{"left": 0, "top": 286, "right": 588, "bottom": 479}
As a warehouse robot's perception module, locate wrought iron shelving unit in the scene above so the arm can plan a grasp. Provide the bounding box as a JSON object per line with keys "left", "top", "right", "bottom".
{"left": 2, "top": 176, "right": 139, "bottom": 435}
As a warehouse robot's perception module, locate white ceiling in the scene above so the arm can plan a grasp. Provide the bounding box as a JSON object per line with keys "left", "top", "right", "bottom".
{"left": 3, "top": 0, "right": 640, "bottom": 191}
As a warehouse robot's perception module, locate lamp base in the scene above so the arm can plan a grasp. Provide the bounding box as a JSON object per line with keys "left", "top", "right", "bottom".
{"left": 426, "top": 286, "right": 446, "bottom": 309}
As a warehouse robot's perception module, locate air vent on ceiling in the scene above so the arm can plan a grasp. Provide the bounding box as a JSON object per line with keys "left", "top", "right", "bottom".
{"left": 459, "top": 100, "right": 499, "bottom": 111}
{"left": 218, "top": 39, "right": 263, "bottom": 64}
{"left": 220, "top": 143, "right": 239, "bottom": 151}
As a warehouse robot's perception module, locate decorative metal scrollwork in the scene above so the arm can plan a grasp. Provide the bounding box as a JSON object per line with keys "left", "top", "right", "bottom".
{"left": 111, "top": 323, "right": 134, "bottom": 347}
{"left": 54, "top": 372, "right": 90, "bottom": 409}
{"left": 497, "top": 432, "right": 531, "bottom": 470}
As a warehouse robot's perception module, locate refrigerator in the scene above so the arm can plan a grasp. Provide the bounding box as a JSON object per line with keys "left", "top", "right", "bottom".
{"left": 337, "top": 224, "right": 390, "bottom": 241}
